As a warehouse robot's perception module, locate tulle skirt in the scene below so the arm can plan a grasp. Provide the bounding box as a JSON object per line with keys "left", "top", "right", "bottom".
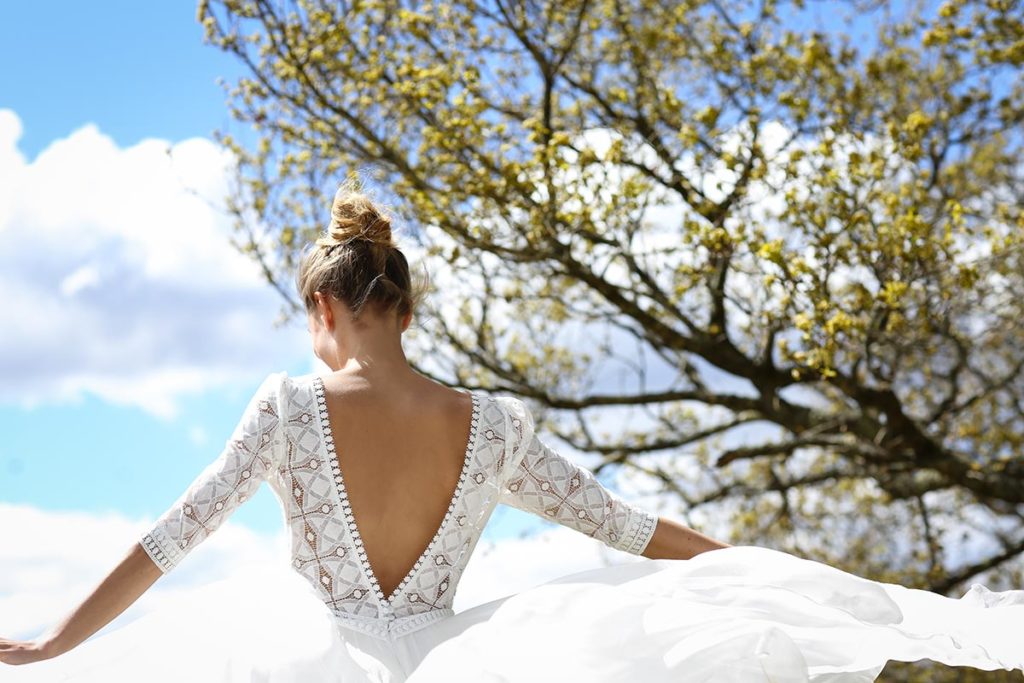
{"left": 4, "top": 546, "right": 1022, "bottom": 682}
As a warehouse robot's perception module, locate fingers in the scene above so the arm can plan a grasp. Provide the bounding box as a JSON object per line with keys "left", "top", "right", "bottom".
{"left": 0, "top": 640, "right": 48, "bottom": 666}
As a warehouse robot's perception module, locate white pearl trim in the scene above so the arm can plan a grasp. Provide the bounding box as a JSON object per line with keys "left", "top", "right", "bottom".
{"left": 313, "top": 376, "right": 481, "bottom": 613}
{"left": 625, "top": 508, "right": 658, "bottom": 555}
{"left": 140, "top": 527, "right": 183, "bottom": 573}
{"left": 329, "top": 606, "right": 455, "bottom": 640}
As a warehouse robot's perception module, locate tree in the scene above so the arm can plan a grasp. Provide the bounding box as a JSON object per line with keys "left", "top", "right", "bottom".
{"left": 196, "top": 1, "right": 1024, "bottom": 674}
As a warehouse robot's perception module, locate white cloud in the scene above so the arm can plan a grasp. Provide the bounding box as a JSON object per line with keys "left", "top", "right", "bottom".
{"left": 4, "top": 503, "right": 1021, "bottom": 680}
{"left": 0, "top": 109, "right": 308, "bottom": 418}
{"left": 57, "top": 264, "right": 101, "bottom": 297}
{"left": 0, "top": 502, "right": 647, "bottom": 646}
{"left": 454, "top": 525, "right": 648, "bottom": 612}
{"left": 0, "top": 502, "right": 289, "bottom": 642}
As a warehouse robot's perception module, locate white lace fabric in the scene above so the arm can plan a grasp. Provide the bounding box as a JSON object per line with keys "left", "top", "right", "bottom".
{"left": 140, "top": 372, "right": 659, "bottom": 641}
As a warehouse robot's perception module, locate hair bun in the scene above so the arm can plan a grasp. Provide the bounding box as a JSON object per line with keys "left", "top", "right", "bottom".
{"left": 316, "top": 186, "right": 396, "bottom": 250}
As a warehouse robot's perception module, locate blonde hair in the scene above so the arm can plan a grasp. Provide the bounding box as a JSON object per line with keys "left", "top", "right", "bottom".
{"left": 296, "top": 179, "right": 425, "bottom": 322}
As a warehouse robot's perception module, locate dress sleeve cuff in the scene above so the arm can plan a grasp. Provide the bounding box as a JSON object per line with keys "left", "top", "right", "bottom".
{"left": 140, "top": 526, "right": 185, "bottom": 574}
{"left": 621, "top": 508, "right": 658, "bottom": 555}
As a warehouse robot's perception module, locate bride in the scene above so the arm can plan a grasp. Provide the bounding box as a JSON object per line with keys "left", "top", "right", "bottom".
{"left": 1, "top": 185, "right": 1022, "bottom": 682}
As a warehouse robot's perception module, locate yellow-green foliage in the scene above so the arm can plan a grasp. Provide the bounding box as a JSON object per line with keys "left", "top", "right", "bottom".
{"left": 199, "top": 5, "right": 1024, "bottom": 670}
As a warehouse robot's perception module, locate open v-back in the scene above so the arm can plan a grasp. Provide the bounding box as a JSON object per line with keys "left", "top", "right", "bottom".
{"left": 139, "top": 371, "right": 659, "bottom": 640}
{"left": 13, "top": 371, "right": 1022, "bottom": 682}
{"left": 311, "top": 375, "right": 482, "bottom": 605}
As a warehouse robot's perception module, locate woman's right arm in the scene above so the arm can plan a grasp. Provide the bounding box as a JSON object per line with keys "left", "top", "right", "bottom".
{"left": 640, "top": 515, "right": 731, "bottom": 560}
{"left": 1, "top": 371, "right": 287, "bottom": 667}
{"left": 0, "top": 542, "right": 163, "bottom": 666}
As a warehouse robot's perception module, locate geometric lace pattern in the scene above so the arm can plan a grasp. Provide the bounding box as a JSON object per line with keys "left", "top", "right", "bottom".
{"left": 497, "top": 396, "right": 658, "bottom": 555}
{"left": 140, "top": 372, "right": 659, "bottom": 641}
{"left": 313, "top": 376, "right": 480, "bottom": 618}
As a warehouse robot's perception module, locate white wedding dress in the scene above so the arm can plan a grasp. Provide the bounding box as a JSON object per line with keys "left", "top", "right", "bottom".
{"left": 4, "top": 372, "right": 1022, "bottom": 682}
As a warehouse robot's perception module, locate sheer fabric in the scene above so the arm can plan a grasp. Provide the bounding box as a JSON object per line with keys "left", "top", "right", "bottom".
{"left": 139, "top": 372, "right": 658, "bottom": 639}
{"left": 5, "top": 372, "right": 1022, "bottom": 682}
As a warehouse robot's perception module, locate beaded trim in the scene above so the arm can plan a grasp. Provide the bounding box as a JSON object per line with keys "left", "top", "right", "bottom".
{"left": 140, "top": 527, "right": 183, "bottom": 573}
{"left": 330, "top": 606, "right": 455, "bottom": 641}
{"left": 625, "top": 509, "right": 658, "bottom": 555}
{"left": 313, "top": 376, "right": 481, "bottom": 612}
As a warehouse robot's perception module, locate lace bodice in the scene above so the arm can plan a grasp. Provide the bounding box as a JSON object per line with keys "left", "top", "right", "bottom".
{"left": 140, "top": 372, "right": 658, "bottom": 640}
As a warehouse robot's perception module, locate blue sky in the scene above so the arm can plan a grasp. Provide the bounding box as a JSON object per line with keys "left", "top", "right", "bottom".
{"left": 0, "top": 1, "right": 246, "bottom": 160}
{"left": 0, "top": 0, "right": 957, "bottom": 558}
{"left": 0, "top": 0, "right": 972, "bottom": 556}
{"left": 0, "top": 2, "right": 292, "bottom": 532}
{"left": 3, "top": 0, "right": 1012, "bottom": 650}
{"left": 0, "top": 1, "right": 537, "bottom": 539}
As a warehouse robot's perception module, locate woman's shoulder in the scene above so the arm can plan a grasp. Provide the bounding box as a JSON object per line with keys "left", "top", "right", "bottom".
{"left": 488, "top": 394, "right": 537, "bottom": 456}
{"left": 491, "top": 394, "right": 533, "bottom": 424}
{"left": 247, "top": 370, "right": 311, "bottom": 412}
{"left": 254, "top": 370, "right": 297, "bottom": 393}
{"left": 270, "top": 370, "right": 337, "bottom": 395}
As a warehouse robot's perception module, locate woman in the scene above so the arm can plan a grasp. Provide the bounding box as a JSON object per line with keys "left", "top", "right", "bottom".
{"left": 1, "top": 184, "right": 1022, "bottom": 682}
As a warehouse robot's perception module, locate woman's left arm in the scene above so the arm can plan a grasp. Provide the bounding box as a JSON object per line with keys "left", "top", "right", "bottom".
{"left": 640, "top": 514, "right": 732, "bottom": 560}
{"left": 0, "top": 541, "right": 162, "bottom": 666}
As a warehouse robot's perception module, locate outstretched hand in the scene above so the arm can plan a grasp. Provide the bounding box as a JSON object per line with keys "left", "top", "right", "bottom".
{"left": 0, "top": 637, "right": 55, "bottom": 666}
{"left": 0, "top": 542, "right": 164, "bottom": 669}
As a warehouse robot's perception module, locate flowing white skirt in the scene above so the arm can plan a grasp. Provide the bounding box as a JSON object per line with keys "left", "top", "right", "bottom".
{"left": 3, "top": 546, "right": 1022, "bottom": 682}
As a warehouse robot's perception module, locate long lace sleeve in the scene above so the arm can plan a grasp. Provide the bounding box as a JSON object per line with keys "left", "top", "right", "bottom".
{"left": 139, "top": 372, "right": 287, "bottom": 573}
{"left": 496, "top": 397, "right": 658, "bottom": 556}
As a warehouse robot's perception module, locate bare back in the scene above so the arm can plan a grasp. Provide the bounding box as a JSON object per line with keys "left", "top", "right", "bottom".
{"left": 140, "top": 370, "right": 659, "bottom": 633}
{"left": 317, "top": 374, "right": 477, "bottom": 599}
